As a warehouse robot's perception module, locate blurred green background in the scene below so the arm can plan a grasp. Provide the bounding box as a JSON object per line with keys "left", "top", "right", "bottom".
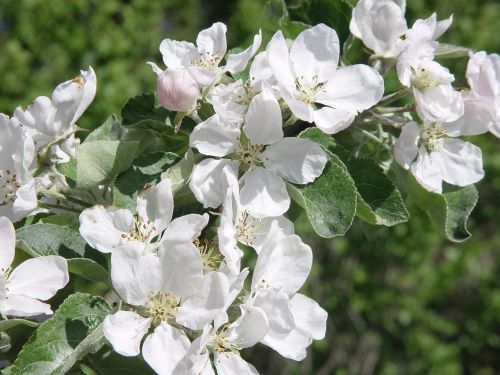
{"left": 1, "top": 0, "right": 499, "bottom": 374}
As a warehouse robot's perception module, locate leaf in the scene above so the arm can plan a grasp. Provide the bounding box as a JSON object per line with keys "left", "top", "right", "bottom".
{"left": 2, "top": 293, "right": 111, "bottom": 375}
{"left": 300, "top": 128, "right": 409, "bottom": 226}
{"left": 67, "top": 258, "right": 110, "bottom": 285}
{"left": 288, "top": 0, "right": 353, "bottom": 45}
{"left": 85, "top": 115, "right": 124, "bottom": 142}
{"left": 161, "top": 149, "right": 196, "bottom": 194}
{"left": 76, "top": 140, "right": 139, "bottom": 189}
{"left": 0, "top": 320, "right": 39, "bottom": 331}
{"left": 391, "top": 164, "right": 478, "bottom": 242}
{"left": 121, "top": 93, "right": 170, "bottom": 125}
{"left": 86, "top": 350, "right": 155, "bottom": 375}
{"left": 434, "top": 43, "right": 472, "bottom": 59}
{"left": 288, "top": 161, "right": 357, "bottom": 237}
{"left": 113, "top": 152, "right": 181, "bottom": 210}
{"left": 16, "top": 224, "right": 87, "bottom": 258}
{"left": 57, "top": 159, "right": 77, "bottom": 188}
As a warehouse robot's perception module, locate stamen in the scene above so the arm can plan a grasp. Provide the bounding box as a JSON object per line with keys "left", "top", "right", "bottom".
{"left": 0, "top": 170, "right": 21, "bottom": 207}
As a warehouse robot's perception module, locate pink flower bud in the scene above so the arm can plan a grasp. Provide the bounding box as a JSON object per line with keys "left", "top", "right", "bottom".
{"left": 157, "top": 69, "right": 199, "bottom": 112}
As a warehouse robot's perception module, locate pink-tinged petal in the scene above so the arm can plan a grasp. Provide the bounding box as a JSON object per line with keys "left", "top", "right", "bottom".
{"left": 214, "top": 352, "right": 259, "bottom": 375}
{"left": 394, "top": 121, "right": 420, "bottom": 169}
{"left": 7, "top": 256, "right": 68, "bottom": 300}
{"left": 1, "top": 294, "right": 52, "bottom": 317}
{"left": 142, "top": 323, "right": 191, "bottom": 375}
{"left": 189, "top": 158, "right": 239, "bottom": 209}
{"left": 317, "top": 65, "right": 384, "bottom": 112}
{"left": 290, "top": 24, "right": 340, "bottom": 82}
{"left": 136, "top": 178, "right": 174, "bottom": 235}
{"left": 0, "top": 216, "right": 15, "bottom": 271}
{"left": 189, "top": 115, "right": 240, "bottom": 157}
{"left": 103, "top": 311, "right": 152, "bottom": 357}
{"left": 240, "top": 167, "right": 290, "bottom": 218}
{"left": 243, "top": 89, "right": 283, "bottom": 146}
{"left": 263, "top": 137, "right": 327, "bottom": 184}
{"left": 312, "top": 106, "right": 355, "bottom": 134}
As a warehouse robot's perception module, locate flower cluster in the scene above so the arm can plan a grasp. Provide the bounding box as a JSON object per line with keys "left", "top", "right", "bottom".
{"left": 0, "top": 1, "right": 498, "bottom": 373}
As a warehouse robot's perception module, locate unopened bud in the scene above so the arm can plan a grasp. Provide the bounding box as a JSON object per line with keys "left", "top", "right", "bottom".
{"left": 157, "top": 69, "right": 199, "bottom": 112}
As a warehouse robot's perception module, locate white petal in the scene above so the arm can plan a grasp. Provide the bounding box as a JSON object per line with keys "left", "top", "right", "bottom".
{"left": 197, "top": 22, "right": 227, "bottom": 58}
{"left": 142, "top": 323, "right": 191, "bottom": 375}
{"left": 317, "top": 65, "right": 384, "bottom": 112}
{"left": 79, "top": 206, "right": 136, "bottom": 253}
{"left": 263, "top": 137, "right": 327, "bottom": 184}
{"left": 442, "top": 95, "right": 493, "bottom": 136}
{"left": 225, "top": 305, "right": 269, "bottom": 348}
{"left": 13, "top": 96, "right": 57, "bottom": 143}
{"left": 290, "top": 24, "right": 340, "bottom": 82}
{"left": 250, "top": 52, "right": 276, "bottom": 92}
{"left": 225, "top": 30, "right": 262, "bottom": 74}
{"left": 394, "top": 121, "right": 420, "bottom": 169}
{"left": 189, "top": 115, "right": 240, "bottom": 157}
{"left": 7, "top": 256, "right": 68, "bottom": 300}
{"left": 250, "top": 216, "right": 295, "bottom": 254}
{"left": 266, "top": 30, "right": 295, "bottom": 94}
{"left": 136, "top": 179, "right": 173, "bottom": 234}
{"left": 261, "top": 328, "right": 309, "bottom": 361}
{"left": 160, "top": 40, "right": 198, "bottom": 69}
{"left": 290, "top": 293, "right": 327, "bottom": 340}
{"left": 467, "top": 51, "right": 500, "bottom": 98}
{"left": 159, "top": 241, "right": 203, "bottom": 298}
{"left": 410, "top": 147, "right": 443, "bottom": 193}
{"left": 243, "top": 89, "right": 283, "bottom": 146}
{"left": 312, "top": 106, "right": 355, "bottom": 134}
{"left": 283, "top": 91, "right": 314, "bottom": 122}
{"left": 103, "top": 311, "right": 152, "bottom": 356}
{"left": 12, "top": 179, "right": 38, "bottom": 221}
{"left": 162, "top": 213, "right": 209, "bottom": 245}
{"left": 414, "top": 85, "right": 464, "bottom": 123}
{"left": 214, "top": 352, "right": 259, "bottom": 375}
{"left": 439, "top": 138, "right": 484, "bottom": 187}
{"left": 176, "top": 271, "right": 230, "bottom": 330}
{"left": 110, "top": 251, "right": 161, "bottom": 306}
{"left": 214, "top": 268, "right": 249, "bottom": 329}
{"left": 189, "top": 158, "right": 239, "bottom": 209}
{"left": 240, "top": 167, "right": 290, "bottom": 218}
{"left": 251, "top": 288, "right": 295, "bottom": 335}
{"left": 1, "top": 294, "right": 52, "bottom": 317}
{"left": 0, "top": 216, "right": 15, "bottom": 271}
{"left": 253, "top": 233, "right": 312, "bottom": 295}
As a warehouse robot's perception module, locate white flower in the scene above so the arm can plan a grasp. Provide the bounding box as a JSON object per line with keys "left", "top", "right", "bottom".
{"left": 445, "top": 52, "right": 500, "bottom": 137}
{"left": 0, "top": 216, "right": 69, "bottom": 317}
{"left": 350, "top": 0, "right": 407, "bottom": 62}
{"left": 14, "top": 67, "right": 96, "bottom": 164}
{"left": 189, "top": 89, "right": 327, "bottom": 217}
{"left": 79, "top": 179, "right": 209, "bottom": 255}
{"left": 266, "top": 24, "right": 384, "bottom": 134}
{"left": 244, "top": 230, "right": 327, "bottom": 360}
{"left": 155, "top": 68, "right": 200, "bottom": 112}
{"left": 394, "top": 121, "right": 484, "bottom": 193}
{"left": 0, "top": 114, "right": 37, "bottom": 222}
{"left": 102, "top": 243, "right": 230, "bottom": 374}
{"left": 217, "top": 166, "right": 294, "bottom": 273}
{"left": 158, "top": 23, "right": 262, "bottom": 87}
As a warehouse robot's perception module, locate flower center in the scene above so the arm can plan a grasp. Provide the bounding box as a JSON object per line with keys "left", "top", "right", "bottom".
{"left": 235, "top": 210, "right": 257, "bottom": 246}
{"left": 121, "top": 215, "right": 157, "bottom": 243}
{"left": 295, "top": 75, "right": 325, "bottom": 104}
{"left": 235, "top": 143, "right": 266, "bottom": 170}
{"left": 207, "top": 328, "right": 240, "bottom": 354}
{"left": 0, "top": 170, "right": 21, "bottom": 207}
{"left": 410, "top": 67, "right": 445, "bottom": 91}
{"left": 145, "top": 291, "right": 180, "bottom": 326}
{"left": 420, "top": 124, "right": 446, "bottom": 152}
{"left": 191, "top": 51, "right": 222, "bottom": 70}
{"left": 194, "top": 239, "right": 221, "bottom": 272}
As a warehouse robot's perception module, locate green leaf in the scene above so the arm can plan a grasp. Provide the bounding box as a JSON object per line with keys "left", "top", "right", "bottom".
{"left": 391, "top": 164, "right": 478, "bottom": 242}
{"left": 67, "top": 258, "right": 110, "bottom": 285}
{"left": 434, "top": 43, "right": 472, "bottom": 59}
{"left": 2, "top": 293, "right": 111, "bottom": 375}
{"left": 161, "top": 149, "right": 196, "bottom": 194}
{"left": 86, "top": 350, "right": 155, "bottom": 375}
{"left": 288, "top": 161, "right": 357, "bottom": 237}
{"left": 288, "top": 0, "right": 353, "bottom": 44}
{"left": 121, "top": 93, "right": 170, "bottom": 125}
{"left": 56, "top": 159, "right": 77, "bottom": 188}
{"left": 300, "top": 128, "right": 409, "bottom": 226}
{"left": 85, "top": 115, "right": 124, "bottom": 142}
{"left": 76, "top": 140, "right": 139, "bottom": 189}
{"left": 113, "top": 152, "right": 181, "bottom": 210}
{"left": 16, "top": 224, "right": 87, "bottom": 257}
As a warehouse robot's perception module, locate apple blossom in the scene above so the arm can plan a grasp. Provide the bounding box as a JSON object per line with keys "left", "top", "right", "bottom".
{"left": 189, "top": 89, "right": 327, "bottom": 217}
{"left": 155, "top": 68, "right": 200, "bottom": 112}
{"left": 266, "top": 24, "right": 384, "bottom": 134}
{"left": 0, "top": 216, "right": 69, "bottom": 317}
{"left": 394, "top": 121, "right": 484, "bottom": 193}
